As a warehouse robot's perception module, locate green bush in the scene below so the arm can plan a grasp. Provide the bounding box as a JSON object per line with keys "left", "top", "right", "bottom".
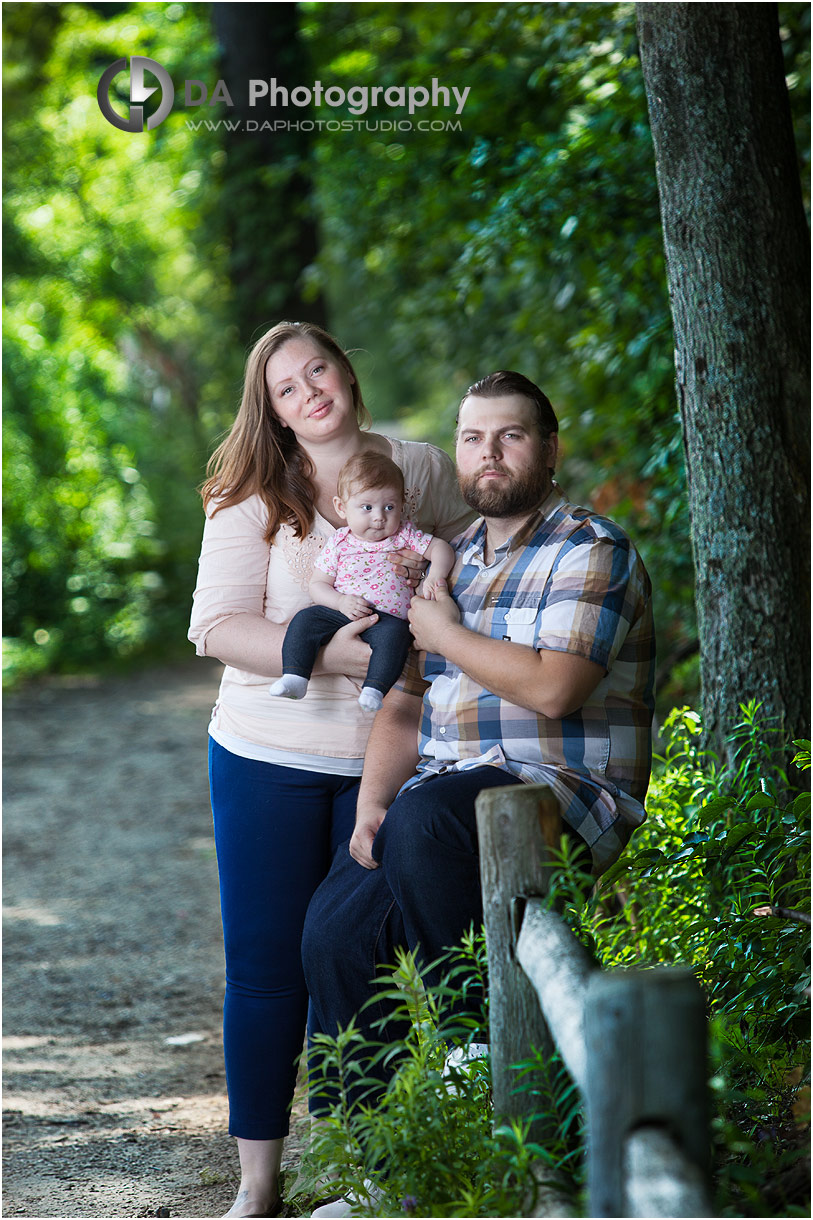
{"left": 296, "top": 935, "right": 581, "bottom": 1217}
{"left": 291, "top": 708, "right": 809, "bottom": 1217}
{"left": 569, "top": 704, "right": 811, "bottom": 1217}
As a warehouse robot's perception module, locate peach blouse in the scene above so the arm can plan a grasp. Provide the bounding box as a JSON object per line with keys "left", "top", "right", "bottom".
{"left": 188, "top": 438, "right": 472, "bottom": 771}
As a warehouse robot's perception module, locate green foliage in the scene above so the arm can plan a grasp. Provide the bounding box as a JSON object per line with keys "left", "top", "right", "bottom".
{"left": 301, "top": 1, "right": 810, "bottom": 711}
{"left": 300, "top": 2, "right": 686, "bottom": 695}
{"left": 298, "top": 934, "right": 579, "bottom": 1217}
{"left": 297, "top": 710, "right": 809, "bottom": 1217}
{"left": 3, "top": 2, "right": 238, "bottom": 683}
{"left": 780, "top": 2, "right": 811, "bottom": 214}
{"left": 580, "top": 708, "right": 811, "bottom": 1217}
{"left": 4, "top": 2, "right": 809, "bottom": 710}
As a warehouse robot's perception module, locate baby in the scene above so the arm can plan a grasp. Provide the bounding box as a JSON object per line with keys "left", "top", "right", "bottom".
{"left": 270, "top": 449, "right": 455, "bottom": 711}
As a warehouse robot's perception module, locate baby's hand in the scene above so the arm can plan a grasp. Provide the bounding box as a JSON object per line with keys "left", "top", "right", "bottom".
{"left": 341, "top": 594, "right": 374, "bottom": 620}
{"left": 421, "top": 564, "right": 452, "bottom": 600}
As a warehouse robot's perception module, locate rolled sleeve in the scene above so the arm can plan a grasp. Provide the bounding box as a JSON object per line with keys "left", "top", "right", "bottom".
{"left": 188, "top": 497, "right": 272, "bottom": 656}
{"left": 536, "top": 535, "right": 643, "bottom": 670}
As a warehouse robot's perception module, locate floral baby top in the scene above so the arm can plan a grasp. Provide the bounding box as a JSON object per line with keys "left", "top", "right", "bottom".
{"left": 188, "top": 437, "right": 474, "bottom": 768}
{"left": 314, "top": 521, "right": 434, "bottom": 620}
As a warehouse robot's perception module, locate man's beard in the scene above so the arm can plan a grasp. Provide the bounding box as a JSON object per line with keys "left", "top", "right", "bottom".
{"left": 458, "top": 463, "right": 551, "bottom": 517}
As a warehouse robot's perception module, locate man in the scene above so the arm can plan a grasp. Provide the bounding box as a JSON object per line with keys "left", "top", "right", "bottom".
{"left": 303, "top": 371, "right": 654, "bottom": 1177}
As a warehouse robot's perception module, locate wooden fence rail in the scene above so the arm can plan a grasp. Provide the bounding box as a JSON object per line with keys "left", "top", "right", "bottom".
{"left": 476, "top": 783, "right": 715, "bottom": 1218}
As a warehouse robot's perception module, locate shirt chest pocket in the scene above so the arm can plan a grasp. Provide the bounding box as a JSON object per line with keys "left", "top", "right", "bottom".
{"left": 500, "top": 605, "right": 539, "bottom": 646}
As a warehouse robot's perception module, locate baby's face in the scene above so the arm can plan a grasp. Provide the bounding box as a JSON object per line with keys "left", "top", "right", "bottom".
{"left": 339, "top": 483, "right": 403, "bottom": 542}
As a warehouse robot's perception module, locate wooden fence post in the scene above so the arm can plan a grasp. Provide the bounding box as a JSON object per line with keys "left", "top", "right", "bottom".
{"left": 515, "top": 898, "right": 594, "bottom": 1092}
{"left": 625, "top": 1127, "right": 714, "bottom": 1218}
{"left": 476, "top": 782, "right": 563, "bottom": 1136}
{"left": 584, "top": 968, "right": 710, "bottom": 1218}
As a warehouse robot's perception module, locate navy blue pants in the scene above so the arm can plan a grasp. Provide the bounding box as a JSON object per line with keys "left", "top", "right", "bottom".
{"left": 282, "top": 605, "right": 413, "bottom": 695}
{"left": 302, "top": 767, "right": 521, "bottom": 1098}
{"left": 208, "top": 737, "right": 359, "bottom": 1139}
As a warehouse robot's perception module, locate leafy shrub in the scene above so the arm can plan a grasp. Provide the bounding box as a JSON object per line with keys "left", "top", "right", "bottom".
{"left": 581, "top": 705, "right": 811, "bottom": 1217}
{"left": 292, "top": 706, "right": 809, "bottom": 1217}
{"left": 296, "top": 935, "right": 580, "bottom": 1217}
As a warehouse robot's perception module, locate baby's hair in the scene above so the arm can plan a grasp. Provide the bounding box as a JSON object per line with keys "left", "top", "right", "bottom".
{"left": 337, "top": 450, "right": 405, "bottom": 502}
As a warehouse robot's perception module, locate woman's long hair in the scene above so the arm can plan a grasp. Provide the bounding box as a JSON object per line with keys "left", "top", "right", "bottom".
{"left": 201, "top": 321, "right": 371, "bottom": 541}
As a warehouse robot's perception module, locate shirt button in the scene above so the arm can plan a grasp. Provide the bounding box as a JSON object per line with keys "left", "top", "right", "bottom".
{"left": 439, "top": 727, "right": 446, "bottom": 735}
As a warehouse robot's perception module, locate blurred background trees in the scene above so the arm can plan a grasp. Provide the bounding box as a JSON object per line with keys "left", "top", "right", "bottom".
{"left": 4, "top": 1, "right": 234, "bottom": 680}
{"left": 3, "top": 1, "right": 810, "bottom": 728}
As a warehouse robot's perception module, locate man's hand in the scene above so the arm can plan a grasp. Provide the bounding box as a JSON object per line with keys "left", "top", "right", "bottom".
{"left": 349, "top": 803, "right": 388, "bottom": 869}
{"left": 407, "top": 578, "right": 462, "bottom": 652}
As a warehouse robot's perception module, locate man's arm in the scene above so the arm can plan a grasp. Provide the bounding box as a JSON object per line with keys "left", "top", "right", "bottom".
{"left": 408, "top": 580, "right": 605, "bottom": 720}
{"left": 350, "top": 686, "right": 423, "bottom": 869}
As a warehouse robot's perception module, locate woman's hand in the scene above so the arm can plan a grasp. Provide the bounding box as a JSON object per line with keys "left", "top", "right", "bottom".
{"left": 315, "top": 613, "right": 376, "bottom": 679}
{"left": 388, "top": 547, "right": 429, "bottom": 590}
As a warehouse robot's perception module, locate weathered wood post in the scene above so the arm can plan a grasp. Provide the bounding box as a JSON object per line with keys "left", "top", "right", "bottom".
{"left": 584, "top": 968, "right": 711, "bottom": 1217}
{"left": 515, "top": 898, "right": 595, "bottom": 1092}
{"left": 625, "top": 1127, "right": 714, "bottom": 1218}
{"left": 476, "top": 783, "right": 562, "bottom": 1135}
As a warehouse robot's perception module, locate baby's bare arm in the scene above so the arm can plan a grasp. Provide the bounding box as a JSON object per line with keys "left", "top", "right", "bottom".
{"left": 421, "top": 537, "right": 456, "bottom": 598}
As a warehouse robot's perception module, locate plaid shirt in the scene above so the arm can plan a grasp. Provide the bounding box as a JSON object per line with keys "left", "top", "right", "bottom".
{"left": 400, "top": 485, "right": 656, "bottom": 873}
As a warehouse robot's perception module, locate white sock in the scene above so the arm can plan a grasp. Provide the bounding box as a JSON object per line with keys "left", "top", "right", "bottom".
{"left": 358, "top": 686, "right": 383, "bottom": 712}
{"left": 269, "top": 674, "right": 308, "bottom": 700}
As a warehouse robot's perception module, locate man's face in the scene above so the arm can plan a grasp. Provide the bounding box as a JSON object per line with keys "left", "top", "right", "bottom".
{"left": 455, "top": 394, "right": 557, "bottom": 518}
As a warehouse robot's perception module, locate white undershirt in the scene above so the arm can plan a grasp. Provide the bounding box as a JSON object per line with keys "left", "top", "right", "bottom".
{"left": 209, "top": 725, "right": 364, "bottom": 777}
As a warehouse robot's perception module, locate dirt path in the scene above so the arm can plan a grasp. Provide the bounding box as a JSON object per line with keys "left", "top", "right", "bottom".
{"left": 3, "top": 661, "right": 309, "bottom": 1219}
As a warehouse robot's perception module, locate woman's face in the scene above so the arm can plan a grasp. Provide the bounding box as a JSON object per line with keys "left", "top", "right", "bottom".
{"left": 265, "top": 337, "right": 357, "bottom": 446}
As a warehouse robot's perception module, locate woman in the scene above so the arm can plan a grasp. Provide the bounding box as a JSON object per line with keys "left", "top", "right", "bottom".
{"left": 188, "top": 321, "right": 472, "bottom": 1218}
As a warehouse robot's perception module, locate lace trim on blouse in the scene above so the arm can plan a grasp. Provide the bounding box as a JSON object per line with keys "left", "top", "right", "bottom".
{"left": 278, "top": 526, "right": 326, "bottom": 592}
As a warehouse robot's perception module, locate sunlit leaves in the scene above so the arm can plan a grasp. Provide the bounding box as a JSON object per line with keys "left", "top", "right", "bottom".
{"left": 3, "top": 2, "right": 235, "bottom": 682}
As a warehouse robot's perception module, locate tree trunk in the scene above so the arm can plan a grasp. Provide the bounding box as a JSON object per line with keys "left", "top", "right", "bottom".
{"left": 636, "top": 3, "right": 810, "bottom": 764}
{"left": 212, "top": 2, "right": 326, "bottom": 344}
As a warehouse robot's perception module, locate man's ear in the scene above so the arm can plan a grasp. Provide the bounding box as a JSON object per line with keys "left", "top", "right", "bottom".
{"left": 333, "top": 495, "right": 347, "bottom": 521}
{"left": 547, "top": 434, "right": 559, "bottom": 473}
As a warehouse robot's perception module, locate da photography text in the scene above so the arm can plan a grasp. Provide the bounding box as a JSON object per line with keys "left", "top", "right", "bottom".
{"left": 97, "top": 56, "right": 470, "bottom": 133}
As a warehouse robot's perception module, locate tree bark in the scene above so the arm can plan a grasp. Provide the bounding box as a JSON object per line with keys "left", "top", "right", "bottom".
{"left": 212, "top": 2, "right": 326, "bottom": 343}
{"left": 636, "top": 3, "right": 810, "bottom": 763}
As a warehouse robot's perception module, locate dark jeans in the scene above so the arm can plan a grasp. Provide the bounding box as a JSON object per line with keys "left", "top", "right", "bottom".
{"left": 282, "top": 605, "right": 412, "bottom": 695}
{"left": 208, "top": 737, "right": 359, "bottom": 1139}
{"left": 302, "top": 766, "right": 521, "bottom": 1111}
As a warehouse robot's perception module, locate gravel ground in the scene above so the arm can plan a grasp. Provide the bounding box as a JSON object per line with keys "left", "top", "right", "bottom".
{"left": 3, "top": 661, "right": 310, "bottom": 1219}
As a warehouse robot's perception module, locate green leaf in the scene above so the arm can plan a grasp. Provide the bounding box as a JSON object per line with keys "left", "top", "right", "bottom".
{"left": 745, "top": 793, "right": 777, "bottom": 810}
{"left": 721, "top": 822, "right": 758, "bottom": 858}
